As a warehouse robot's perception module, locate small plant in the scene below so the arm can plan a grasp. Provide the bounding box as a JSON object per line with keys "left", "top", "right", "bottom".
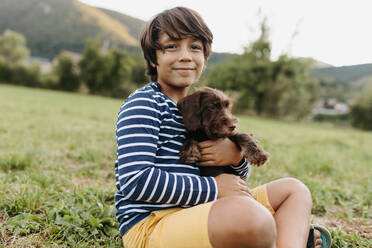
{"left": 331, "top": 230, "right": 372, "bottom": 248}
{"left": 0, "top": 153, "right": 34, "bottom": 172}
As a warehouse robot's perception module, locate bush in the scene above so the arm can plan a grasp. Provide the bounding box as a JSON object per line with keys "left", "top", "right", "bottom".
{"left": 54, "top": 53, "right": 80, "bottom": 91}
{"left": 0, "top": 61, "right": 42, "bottom": 87}
{"left": 79, "top": 40, "right": 135, "bottom": 97}
{"left": 206, "top": 20, "right": 317, "bottom": 119}
{"left": 350, "top": 84, "right": 372, "bottom": 130}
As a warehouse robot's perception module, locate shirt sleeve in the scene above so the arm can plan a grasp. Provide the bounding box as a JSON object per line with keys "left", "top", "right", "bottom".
{"left": 229, "top": 157, "right": 252, "bottom": 181}
{"left": 115, "top": 93, "right": 217, "bottom": 207}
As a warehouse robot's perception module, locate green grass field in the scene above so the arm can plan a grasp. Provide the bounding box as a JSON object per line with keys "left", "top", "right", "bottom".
{"left": 0, "top": 84, "right": 371, "bottom": 247}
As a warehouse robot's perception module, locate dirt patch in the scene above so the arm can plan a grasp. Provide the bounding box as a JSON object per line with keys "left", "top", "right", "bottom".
{"left": 1, "top": 234, "right": 45, "bottom": 248}
{"left": 65, "top": 158, "right": 80, "bottom": 171}
{"left": 313, "top": 213, "right": 372, "bottom": 240}
{"left": 0, "top": 212, "right": 8, "bottom": 224}
{"left": 71, "top": 176, "right": 115, "bottom": 189}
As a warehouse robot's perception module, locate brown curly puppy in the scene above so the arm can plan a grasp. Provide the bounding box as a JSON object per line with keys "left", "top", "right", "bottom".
{"left": 177, "top": 87, "right": 270, "bottom": 177}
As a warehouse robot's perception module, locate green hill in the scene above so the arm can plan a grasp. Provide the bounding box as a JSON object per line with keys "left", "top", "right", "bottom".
{"left": 312, "top": 63, "right": 372, "bottom": 99}
{"left": 0, "top": 0, "right": 145, "bottom": 58}
{"left": 313, "top": 63, "right": 372, "bottom": 83}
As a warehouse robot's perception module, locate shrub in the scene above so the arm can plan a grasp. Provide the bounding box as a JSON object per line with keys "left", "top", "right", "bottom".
{"left": 350, "top": 84, "right": 372, "bottom": 130}
{"left": 54, "top": 53, "right": 80, "bottom": 91}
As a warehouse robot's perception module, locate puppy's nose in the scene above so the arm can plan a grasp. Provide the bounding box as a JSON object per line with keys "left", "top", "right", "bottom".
{"left": 229, "top": 124, "right": 236, "bottom": 131}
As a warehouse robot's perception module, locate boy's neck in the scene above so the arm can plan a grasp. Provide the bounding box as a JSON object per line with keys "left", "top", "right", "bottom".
{"left": 157, "top": 82, "right": 189, "bottom": 103}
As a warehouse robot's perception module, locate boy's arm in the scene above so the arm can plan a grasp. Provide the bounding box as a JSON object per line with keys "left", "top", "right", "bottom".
{"left": 230, "top": 157, "right": 251, "bottom": 181}
{"left": 115, "top": 95, "right": 217, "bottom": 206}
{"left": 198, "top": 139, "right": 252, "bottom": 181}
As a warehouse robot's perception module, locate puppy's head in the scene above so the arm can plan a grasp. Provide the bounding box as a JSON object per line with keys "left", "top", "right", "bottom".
{"left": 177, "top": 87, "right": 237, "bottom": 138}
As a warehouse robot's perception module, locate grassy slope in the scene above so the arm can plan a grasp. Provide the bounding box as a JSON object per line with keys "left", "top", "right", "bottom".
{"left": 0, "top": 84, "right": 371, "bottom": 247}
{"left": 0, "top": 0, "right": 142, "bottom": 58}
{"left": 74, "top": 1, "right": 138, "bottom": 46}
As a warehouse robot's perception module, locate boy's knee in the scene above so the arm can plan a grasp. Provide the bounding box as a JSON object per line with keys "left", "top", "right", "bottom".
{"left": 230, "top": 197, "right": 276, "bottom": 247}
{"left": 285, "top": 177, "right": 312, "bottom": 206}
{"left": 209, "top": 196, "right": 276, "bottom": 247}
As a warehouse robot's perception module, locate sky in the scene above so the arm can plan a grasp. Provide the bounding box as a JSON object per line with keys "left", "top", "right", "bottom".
{"left": 79, "top": 0, "right": 372, "bottom": 67}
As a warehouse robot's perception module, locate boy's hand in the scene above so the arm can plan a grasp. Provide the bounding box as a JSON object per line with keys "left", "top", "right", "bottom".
{"left": 215, "top": 174, "right": 252, "bottom": 198}
{"left": 198, "top": 138, "right": 243, "bottom": 167}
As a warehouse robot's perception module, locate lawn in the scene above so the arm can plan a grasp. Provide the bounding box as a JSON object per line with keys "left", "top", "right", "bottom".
{"left": 0, "top": 84, "right": 371, "bottom": 247}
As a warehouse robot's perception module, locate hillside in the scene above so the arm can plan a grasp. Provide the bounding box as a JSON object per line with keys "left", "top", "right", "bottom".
{"left": 0, "top": 0, "right": 145, "bottom": 58}
{"left": 312, "top": 63, "right": 372, "bottom": 100}
{"left": 313, "top": 63, "right": 372, "bottom": 83}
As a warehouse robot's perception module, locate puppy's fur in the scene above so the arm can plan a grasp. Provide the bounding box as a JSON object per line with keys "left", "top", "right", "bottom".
{"left": 177, "top": 87, "right": 270, "bottom": 177}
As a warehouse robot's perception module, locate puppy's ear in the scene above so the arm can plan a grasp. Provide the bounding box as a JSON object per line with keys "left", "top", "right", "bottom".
{"left": 177, "top": 91, "right": 202, "bottom": 131}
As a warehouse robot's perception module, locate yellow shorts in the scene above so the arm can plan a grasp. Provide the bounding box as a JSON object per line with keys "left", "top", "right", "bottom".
{"left": 122, "top": 184, "right": 275, "bottom": 248}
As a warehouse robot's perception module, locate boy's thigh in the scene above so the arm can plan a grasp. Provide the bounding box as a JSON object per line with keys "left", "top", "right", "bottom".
{"left": 123, "top": 184, "right": 273, "bottom": 248}
{"left": 148, "top": 202, "right": 214, "bottom": 248}
{"left": 251, "top": 184, "right": 275, "bottom": 215}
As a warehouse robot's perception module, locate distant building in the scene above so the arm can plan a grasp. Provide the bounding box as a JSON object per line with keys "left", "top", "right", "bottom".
{"left": 312, "top": 99, "right": 349, "bottom": 116}
{"left": 52, "top": 51, "right": 82, "bottom": 64}
{"left": 23, "top": 57, "right": 52, "bottom": 74}
{"left": 22, "top": 51, "right": 82, "bottom": 75}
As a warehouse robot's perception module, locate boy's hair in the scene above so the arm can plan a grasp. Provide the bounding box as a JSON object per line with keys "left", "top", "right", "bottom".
{"left": 140, "top": 6, "right": 213, "bottom": 82}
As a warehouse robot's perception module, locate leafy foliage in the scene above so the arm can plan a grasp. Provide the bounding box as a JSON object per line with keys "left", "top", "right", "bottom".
{"left": 0, "top": 60, "right": 42, "bottom": 87}
{"left": 331, "top": 230, "right": 372, "bottom": 248}
{"left": 79, "top": 40, "right": 136, "bottom": 97}
{"left": 54, "top": 52, "right": 80, "bottom": 91}
{"left": 0, "top": 187, "right": 121, "bottom": 247}
{"left": 0, "top": 29, "right": 29, "bottom": 64}
{"left": 206, "top": 21, "right": 317, "bottom": 119}
{"left": 350, "top": 83, "right": 372, "bottom": 130}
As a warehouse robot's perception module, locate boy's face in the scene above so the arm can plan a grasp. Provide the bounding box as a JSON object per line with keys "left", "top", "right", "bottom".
{"left": 155, "top": 33, "right": 205, "bottom": 92}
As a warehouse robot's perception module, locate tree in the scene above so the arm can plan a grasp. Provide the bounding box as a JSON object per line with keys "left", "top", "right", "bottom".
{"left": 129, "top": 55, "right": 147, "bottom": 86}
{"left": 350, "top": 84, "right": 372, "bottom": 130}
{"left": 79, "top": 40, "right": 136, "bottom": 97}
{"left": 206, "top": 20, "right": 317, "bottom": 119}
{"left": 103, "top": 48, "right": 133, "bottom": 96}
{"left": 54, "top": 53, "right": 80, "bottom": 91}
{"left": 79, "top": 40, "right": 107, "bottom": 94}
{"left": 0, "top": 29, "right": 30, "bottom": 65}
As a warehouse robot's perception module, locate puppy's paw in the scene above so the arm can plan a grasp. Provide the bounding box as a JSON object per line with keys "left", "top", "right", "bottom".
{"left": 247, "top": 151, "right": 270, "bottom": 167}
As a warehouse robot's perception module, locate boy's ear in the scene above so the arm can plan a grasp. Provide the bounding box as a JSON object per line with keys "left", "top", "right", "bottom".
{"left": 177, "top": 92, "right": 203, "bottom": 131}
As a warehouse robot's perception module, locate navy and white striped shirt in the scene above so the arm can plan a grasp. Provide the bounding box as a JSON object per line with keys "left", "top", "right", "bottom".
{"left": 114, "top": 82, "right": 251, "bottom": 236}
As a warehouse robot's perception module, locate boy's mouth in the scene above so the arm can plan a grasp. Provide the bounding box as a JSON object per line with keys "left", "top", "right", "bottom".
{"left": 174, "top": 67, "right": 195, "bottom": 70}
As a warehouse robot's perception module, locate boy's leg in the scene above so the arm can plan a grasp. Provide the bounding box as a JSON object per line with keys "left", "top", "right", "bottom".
{"left": 146, "top": 196, "right": 276, "bottom": 248}
{"left": 208, "top": 195, "right": 276, "bottom": 248}
{"left": 266, "top": 177, "right": 313, "bottom": 248}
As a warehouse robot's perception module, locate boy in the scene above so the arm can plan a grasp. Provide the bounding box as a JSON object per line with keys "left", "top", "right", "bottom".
{"left": 115, "top": 6, "right": 329, "bottom": 248}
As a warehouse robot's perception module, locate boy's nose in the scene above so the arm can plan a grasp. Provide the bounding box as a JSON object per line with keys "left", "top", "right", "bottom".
{"left": 179, "top": 48, "right": 192, "bottom": 61}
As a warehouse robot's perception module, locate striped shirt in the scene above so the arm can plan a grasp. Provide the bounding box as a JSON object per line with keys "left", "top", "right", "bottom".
{"left": 114, "top": 82, "right": 251, "bottom": 236}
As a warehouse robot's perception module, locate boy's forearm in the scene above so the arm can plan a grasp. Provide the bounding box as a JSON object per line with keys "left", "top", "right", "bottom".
{"left": 229, "top": 157, "right": 251, "bottom": 181}
{"left": 117, "top": 167, "right": 218, "bottom": 206}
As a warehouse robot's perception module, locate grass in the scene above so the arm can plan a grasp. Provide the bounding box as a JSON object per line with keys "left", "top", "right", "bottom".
{"left": 0, "top": 84, "right": 371, "bottom": 247}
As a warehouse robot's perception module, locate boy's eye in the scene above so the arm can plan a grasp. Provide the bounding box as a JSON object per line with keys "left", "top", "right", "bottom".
{"left": 191, "top": 44, "right": 202, "bottom": 50}
{"left": 164, "top": 44, "right": 176, "bottom": 50}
